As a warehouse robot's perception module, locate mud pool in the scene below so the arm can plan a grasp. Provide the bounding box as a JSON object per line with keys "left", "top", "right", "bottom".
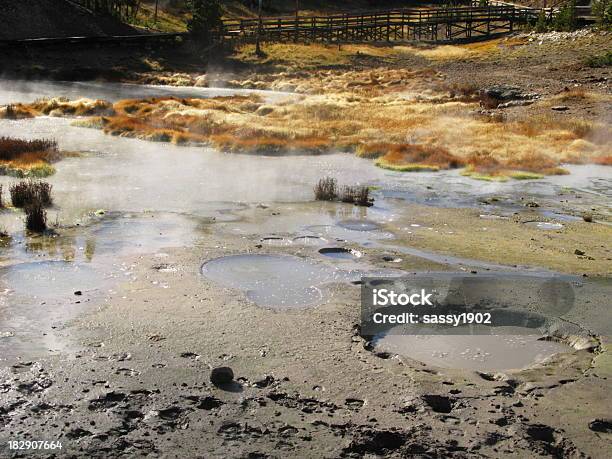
{"left": 0, "top": 81, "right": 610, "bottom": 371}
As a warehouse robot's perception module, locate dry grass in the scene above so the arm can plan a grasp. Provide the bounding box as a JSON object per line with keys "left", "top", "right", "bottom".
{"left": 7, "top": 65, "right": 610, "bottom": 180}
{"left": 0, "top": 137, "right": 61, "bottom": 177}
{"left": 463, "top": 151, "right": 569, "bottom": 180}
{"left": 374, "top": 143, "right": 464, "bottom": 171}
{"left": 1, "top": 98, "right": 113, "bottom": 119}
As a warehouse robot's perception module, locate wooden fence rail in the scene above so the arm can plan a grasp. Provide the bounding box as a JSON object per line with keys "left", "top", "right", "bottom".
{"left": 219, "top": 6, "right": 543, "bottom": 43}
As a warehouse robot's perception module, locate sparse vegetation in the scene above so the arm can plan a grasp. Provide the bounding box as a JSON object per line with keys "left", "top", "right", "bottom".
{"left": 25, "top": 200, "right": 47, "bottom": 233}
{"left": 10, "top": 180, "right": 53, "bottom": 208}
{"left": 340, "top": 186, "right": 372, "bottom": 206}
{"left": 314, "top": 178, "right": 373, "bottom": 206}
{"left": 314, "top": 177, "right": 338, "bottom": 201}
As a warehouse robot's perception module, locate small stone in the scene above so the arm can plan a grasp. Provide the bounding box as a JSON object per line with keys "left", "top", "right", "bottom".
{"left": 74, "top": 291, "right": 82, "bottom": 296}
{"left": 210, "top": 367, "right": 234, "bottom": 386}
{"left": 551, "top": 105, "right": 569, "bottom": 111}
{"left": 588, "top": 418, "right": 612, "bottom": 433}
{"left": 582, "top": 213, "right": 593, "bottom": 222}
{"left": 574, "top": 249, "right": 585, "bottom": 256}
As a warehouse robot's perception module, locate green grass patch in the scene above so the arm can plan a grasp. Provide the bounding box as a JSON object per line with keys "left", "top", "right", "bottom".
{"left": 460, "top": 169, "right": 508, "bottom": 182}
{"left": 375, "top": 158, "right": 440, "bottom": 172}
{"left": 585, "top": 51, "right": 612, "bottom": 68}
{"left": 508, "top": 171, "right": 545, "bottom": 180}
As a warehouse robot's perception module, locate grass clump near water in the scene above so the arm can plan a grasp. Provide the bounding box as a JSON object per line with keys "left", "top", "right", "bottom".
{"left": 314, "top": 177, "right": 338, "bottom": 201}
{"left": 372, "top": 144, "right": 463, "bottom": 172}
{"left": 314, "top": 177, "right": 373, "bottom": 206}
{"left": 0, "top": 98, "right": 113, "bottom": 119}
{"left": 340, "top": 185, "right": 372, "bottom": 206}
{"left": 462, "top": 151, "right": 569, "bottom": 181}
{"left": 10, "top": 180, "right": 53, "bottom": 208}
{"left": 25, "top": 200, "right": 47, "bottom": 233}
{"left": 0, "top": 137, "right": 62, "bottom": 177}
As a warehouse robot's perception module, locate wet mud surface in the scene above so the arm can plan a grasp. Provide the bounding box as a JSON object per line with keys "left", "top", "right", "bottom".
{"left": 0, "top": 82, "right": 610, "bottom": 457}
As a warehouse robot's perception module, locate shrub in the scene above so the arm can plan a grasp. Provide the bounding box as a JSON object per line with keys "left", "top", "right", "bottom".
{"left": 592, "top": 0, "right": 612, "bottom": 26}
{"left": 314, "top": 177, "right": 338, "bottom": 201}
{"left": 25, "top": 200, "right": 47, "bottom": 233}
{"left": 552, "top": 1, "right": 578, "bottom": 32}
{"left": 585, "top": 51, "right": 612, "bottom": 68}
{"left": 9, "top": 180, "right": 53, "bottom": 208}
{"left": 534, "top": 11, "right": 550, "bottom": 33}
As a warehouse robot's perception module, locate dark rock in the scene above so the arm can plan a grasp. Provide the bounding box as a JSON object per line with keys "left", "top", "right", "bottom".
{"left": 343, "top": 429, "right": 406, "bottom": 455}
{"left": 422, "top": 395, "right": 454, "bottom": 413}
{"left": 551, "top": 105, "right": 569, "bottom": 111}
{"left": 589, "top": 418, "right": 612, "bottom": 433}
{"left": 253, "top": 374, "right": 276, "bottom": 388}
{"left": 526, "top": 424, "right": 555, "bottom": 443}
{"left": 574, "top": 249, "right": 585, "bottom": 256}
{"left": 197, "top": 396, "right": 223, "bottom": 410}
{"left": 210, "top": 366, "right": 234, "bottom": 386}
{"left": 74, "top": 290, "right": 82, "bottom": 296}
{"left": 65, "top": 428, "right": 92, "bottom": 439}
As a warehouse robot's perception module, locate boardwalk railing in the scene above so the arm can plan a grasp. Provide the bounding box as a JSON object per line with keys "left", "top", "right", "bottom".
{"left": 2, "top": 5, "right": 546, "bottom": 49}
{"left": 220, "top": 6, "right": 542, "bottom": 43}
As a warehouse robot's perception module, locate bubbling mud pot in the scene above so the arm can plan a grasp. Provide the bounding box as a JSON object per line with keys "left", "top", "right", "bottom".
{"left": 200, "top": 254, "right": 338, "bottom": 308}
{"left": 372, "top": 332, "right": 570, "bottom": 372}
{"left": 318, "top": 247, "right": 363, "bottom": 260}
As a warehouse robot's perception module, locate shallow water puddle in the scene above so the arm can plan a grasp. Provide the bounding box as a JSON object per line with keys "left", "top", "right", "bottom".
{"left": 201, "top": 254, "right": 341, "bottom": 308}
{"left": 318, "top": 247, "right": 363, "bottom": 260}
{"left": 373, "top": 332, "right": 569, "bottom": 371}
{"left": 0, "top": 260, "right": 110, "bottom": 361}
{"left": 201, "top": 253, "right": 405, "bottom": 308}
{"left": 89, "top": 212, "right": 200, "bottom": 257}
{"left": 524, "top": 221, "right": 564, "bottom": 230}
{"left": 337, "top": 219, "right": 382, "bottom": 231}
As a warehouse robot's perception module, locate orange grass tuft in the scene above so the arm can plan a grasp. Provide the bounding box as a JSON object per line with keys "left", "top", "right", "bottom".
{"left": 380, "top": 144, "right": 464, "bottom": 169}
{"left": 592, "top": 155, "right": 612, "bottom": 166}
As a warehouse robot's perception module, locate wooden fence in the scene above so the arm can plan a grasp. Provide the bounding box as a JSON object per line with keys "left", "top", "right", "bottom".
{"left": 219, "top": 6, "right": 543, "bottom": 43}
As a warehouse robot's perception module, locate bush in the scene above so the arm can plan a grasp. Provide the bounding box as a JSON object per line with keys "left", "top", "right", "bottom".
{"left": 585, "top": 51, "right": 612, "bottom": 67}
{"left": 552, "top": 1, "right": 578, "bottom": 32}
{"left": 314, "top": 177, "right": 338, "bottom": 201}
{"left": 592, "top": 0, "right": 612, "bottom": 26}
{"left": 10, "top": 180, "right": 53, "bottom": 208}
{"left": 533, "top": 11, "right": 550, "bottom": 33}
{"left": 25, "top": 200, "right": 47, "bottom": 233}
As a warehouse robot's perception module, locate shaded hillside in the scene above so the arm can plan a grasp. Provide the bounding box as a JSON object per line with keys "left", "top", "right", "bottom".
{"left": 0, "top": 0, "right": 139, "bottom": 40}
{"left": 132, "top": 0, "right": 423, "bottom": 32}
